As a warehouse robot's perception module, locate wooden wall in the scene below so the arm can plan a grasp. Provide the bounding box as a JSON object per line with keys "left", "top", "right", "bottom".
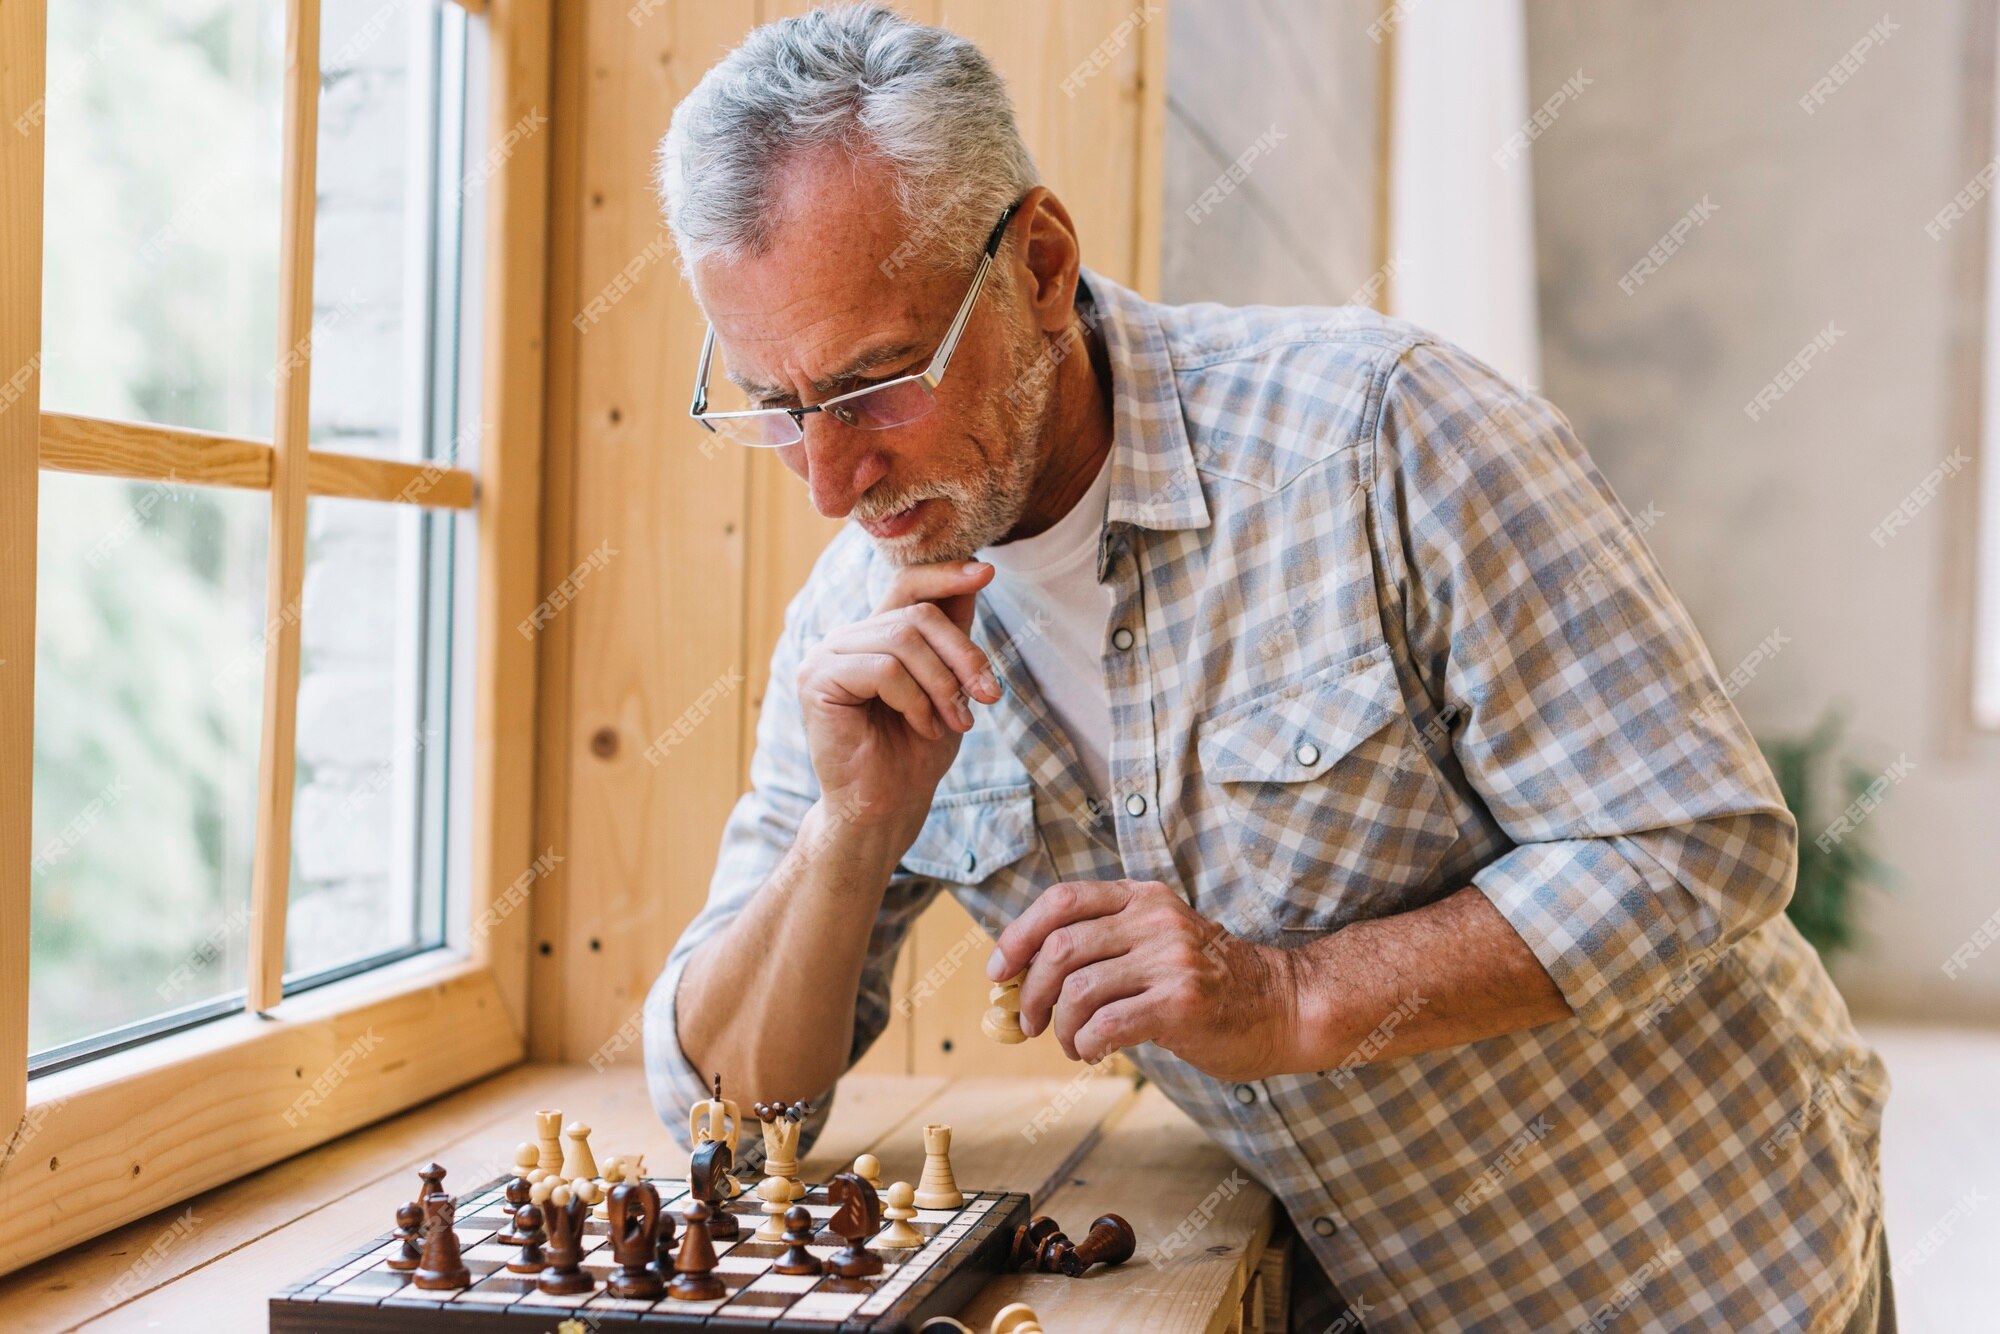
{"left": 533, "top": 0, "right": 1167, "bottom": 1079}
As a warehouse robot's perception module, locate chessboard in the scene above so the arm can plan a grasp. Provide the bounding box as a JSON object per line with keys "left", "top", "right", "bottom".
{"left": 268, "top": 1173, "right": 1031, "bottom": 1333}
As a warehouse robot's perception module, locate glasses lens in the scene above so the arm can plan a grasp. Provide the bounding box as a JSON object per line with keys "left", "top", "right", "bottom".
{"left": 829, "top": 378, "right": 937, "bottom": 431}
{"left": 702, "top": 411, "right": 802, "bottom": 448}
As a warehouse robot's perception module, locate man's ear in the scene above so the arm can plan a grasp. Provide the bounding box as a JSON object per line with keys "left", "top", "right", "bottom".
{"left": 1013, "top": 187, "right": 1083, "bottom": 338}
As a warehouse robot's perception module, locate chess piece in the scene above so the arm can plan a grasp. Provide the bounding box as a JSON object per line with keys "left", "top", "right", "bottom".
{"left": 560, "top": 1120, "right": 599, "bottom": 1184}
{"left": 507, "top": 1201, "right": 547, "bottom": 1274}
{"left": 914, "top": 1123, "right": 963, "bottom": 1209}
{"left": 982, "top": 971, "right": 1027, "bottom": 1044}
{"left": 413, "top": 1162, "right": 447, "bottom": 1216}
{"left": 1060, "top": 1213, "right": 1137, "bottom": 1276}
{"left": 1008, "top": 1216, "right": 1065, "bottom": 1272}
{"left": 654, "top": 1205, "right": 678, "bottom": 1278}
{"left": 853, "top": 1153, "right": 883, "bottom": 1192}
{"left": 774, "top": 1203, "right": 823, "bottom": 1276}
{"left": 412, "top": 1193, "right": 472, "bottom": 1290}
{"left": 754, "top": 1101, "right": 809, "bottom": 1202}
{"left": 875, "top": 1181, "right": 922, "bottom": 1249}
{"left": 689, "top": 1139, "right": 741, "bottom": 1241}
{"left": 690, "top": 1073, "right": 744, "bottom": 1199}
{"left": 754, "top": 1173, "right": 792, "bottom": 1241}
{"left": 534, "top": 1109, "right": 564, "bottom": 1177}
{"left": 668, "top": 1199, "right": 727, "bottom": 1301}
{"left": 991, "top": 1302, "right": 1046, "bottom": 1333}
{"left": 826, "top": 1171, "right": 885, "bottom": 1278}
{"left": 537, "top": 1182, "right": 597, "bottom": 1295}
{"left": 503, "top": 1143, "right": 539, "bottom": 1220}
{"left": 386, "top": 1200, "right": 423, "bottom": 1270}
{"left": 606, "top": 1179, "right": 667, "bottom": 1300}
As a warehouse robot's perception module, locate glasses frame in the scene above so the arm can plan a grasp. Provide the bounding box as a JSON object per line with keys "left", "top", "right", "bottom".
{"left": 689, "top": 201, "right": 1022, "bottom": 448}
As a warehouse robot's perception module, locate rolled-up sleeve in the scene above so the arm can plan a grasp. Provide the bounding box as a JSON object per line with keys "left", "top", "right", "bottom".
{"left": 642, "top": 562, "right": 941, "bottom": 1158}
{"left": 1369, "top": 342, "right": 1799, "bottom": 1034}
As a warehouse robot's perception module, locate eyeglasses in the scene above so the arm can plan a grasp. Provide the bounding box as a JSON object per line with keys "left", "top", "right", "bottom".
{"left": 689, "top": 202, "right": 1021, "bottom": 449}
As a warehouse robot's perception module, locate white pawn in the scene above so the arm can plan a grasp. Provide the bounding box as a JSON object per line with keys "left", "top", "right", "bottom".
{"left": 754, "top": 1174, "right": 792, "bottom": 1241}
{"left": 560, "top": 1120, "right": 599, "bottom": 1184}
{"left": 874, "top": 1181, "right": 922, "bottom": 1249}
{"left": 992, "top": 1302, "right": 1044, "bottom": 1334}
{"left": 592, "top": 1154, "right": 624, "bottom": 1218}
{"left": 853, "top": 1153, "right": 883, "bottom": 1192}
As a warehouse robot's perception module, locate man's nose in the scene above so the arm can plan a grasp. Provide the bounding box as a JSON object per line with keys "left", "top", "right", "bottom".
{"left": 788, "top": 420, "right": 888, "bottom": 518}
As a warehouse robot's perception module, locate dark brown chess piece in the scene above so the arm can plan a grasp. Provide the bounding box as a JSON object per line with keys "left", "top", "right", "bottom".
{"left": 825, "top": 1171, "right": 884, "bottom": 1278}
{"left": 655, "top": 1205, "right": 678, "bottom": 1278}
{"left": 538, "top": 1184, "right": 597, "bottom": 1296}
{"left": 507, "top": 1201, "right": 547, "bottom": 1274}
{"left": 773, "top": 1204, "right": 823, "bottom": 1277}
{"left": 606, "top": 1180, "right": 667, "bottom": 1300}
{"left": 668, "top": 1199, "right": 727, "bottom": 1301}
{"left": 386, "top": 1200, "right": 423, "bottom": 1271}
{"left": 1008, "top": 1215, "right": 1064, "bottom": 1271}
{"left": 689, "top": 1138, "right": 741, "bottom": 1241}
{"left": 500, "top": 1157, "right": 535, "bottom": 1231}
{"left": 1058, "top": 1214, "right": 1136, "bottom": 1276}
{"left": 412, "top": 1193, "right": 472, "bottom": 1290}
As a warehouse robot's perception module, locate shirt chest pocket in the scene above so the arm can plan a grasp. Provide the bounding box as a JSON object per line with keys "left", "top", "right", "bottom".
{"left": 898, "top": 784, "right": 1044, "bottom": 927}
{"left": 1196, "top": 647, "right": 1459, "bottom": 932}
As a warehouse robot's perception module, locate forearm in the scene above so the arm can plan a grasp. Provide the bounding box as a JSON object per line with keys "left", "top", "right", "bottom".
{"left": 676, "top": 800, "right": 912, "bottom": 1102}
{"left": 1285, "top": 886, "right": 1572, "bottom": 1075}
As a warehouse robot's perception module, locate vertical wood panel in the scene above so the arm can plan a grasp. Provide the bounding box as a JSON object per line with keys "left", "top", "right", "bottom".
{"left": 469, "top": 0, "right": 554, "bottom": 1039}
{"left": 556, "top": 0, "right": 757, "bottom": 1063}
{"left": 248, "top": 0, "right": 322, "bottom": 1011}
{"left": 0, "top": 0, "right": 49, "bottom": 1145}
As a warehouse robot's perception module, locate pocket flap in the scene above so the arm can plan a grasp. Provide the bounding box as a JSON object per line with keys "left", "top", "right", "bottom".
{"left": 900, "top": 785, "right": 1038, "bottom": 884}
{"left": 1197, "top": 651, "right": 1406, "bottom": 784}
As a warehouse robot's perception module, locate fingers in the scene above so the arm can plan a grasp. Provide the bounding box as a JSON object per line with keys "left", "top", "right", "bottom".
{"left": 1071, "top": 995, "right": 1162, "bottom": 1065}
{"left": 1018, "top": 916, "right": 1133, "bottom": 1039}
{"left": 988, "top": 880, "right": 1134, "bottom": 982}
{"left": 824, "top": 603, "right": 999, "bottom": 723}
{"left": 805, "top": 650, "right": 947, "bottom": 740}
{"left": 874, "top": 559, "right": 995, "bottom": 631}
{"left": 1046, "top": 954, "right": 1150, "bottom": 1059}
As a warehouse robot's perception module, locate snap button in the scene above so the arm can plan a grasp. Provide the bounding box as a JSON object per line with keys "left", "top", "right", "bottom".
{"left": 1111, "top": 627, "right": 1135, "bottom": 651}
{"left": 963, "top": 850, "right": 977, "bottom": 874}
{"left": 1233, "top": 1083, "right": 1257, "bottom": 1105}
{"left": 1123, "top": 793, "right": 1147, "bottom": 817}
{"left": 1086, "top": 797, "right": 1102, "bottom": 816}
{"left": 1295, "top": 741, "right": 1321, "bottom": 767}
{"left": 1312, "top": 1216, "right": 1337, "bottom": 1238}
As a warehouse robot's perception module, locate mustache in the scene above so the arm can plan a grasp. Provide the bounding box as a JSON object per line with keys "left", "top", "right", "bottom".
{"left": 852, "top": 479, "right": 965, "bottom": 523}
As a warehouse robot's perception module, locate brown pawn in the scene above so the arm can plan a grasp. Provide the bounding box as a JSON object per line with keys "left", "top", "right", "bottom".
{"left": 507, "top": 1202, "right": 547, "bottom": 1274}
{"left": 606, "top": 1180, "right": 666, "bottom": 1300}
{"left": 825, "top": 1171, "right": 884, "bottom": 1278}
{"left": 689, "top": 1138, "right": 741, "bottom": 1241}
{"left": 386, "top": 1201, "right": 423, "bottom": 1271}
{"left": 668, "top": 1199, "right": 726, "bottom": 1302}
{"left": 654, "top": 1206, "right": 678, "bottom": 1277}
{"left": 1008, "top": 1216, "right": 1064, "bottom": 1272}
{"left": 538, "top": 1186, "right": 596, "bottom": 1296}
{"left": 1060, "top": 1213, "right": 1137, "bottom": 1276}
{"left": 412, "top": 1193, "right": 472, "bottom": 1290}
{"left": 773, "top": 1204, "right": 823, "bottom": 1277}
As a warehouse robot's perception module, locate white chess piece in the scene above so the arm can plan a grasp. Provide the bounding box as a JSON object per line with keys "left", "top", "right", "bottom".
{"left": 533, "top": 1109, "right": 564, "bottom": 1178}
{"left": 874, "top": 1181, "right": 922, "bottom": 1249}
{"left": 754, "top": 1173, "right": 792, "bottom": 1241}
{"left": 853, "top": 1153, "right": 883, "bottom": 1192}
{"left": 560, "top": 1121, "right": 599, "bottom": 1183}
{"left": 914, "top": 1123, "right": 963, "bottom": 1209}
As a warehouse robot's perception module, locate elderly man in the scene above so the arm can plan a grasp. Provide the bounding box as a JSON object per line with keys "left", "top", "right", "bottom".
{"left": 640, "top": 7, "right": 1890, "bottom": 1330}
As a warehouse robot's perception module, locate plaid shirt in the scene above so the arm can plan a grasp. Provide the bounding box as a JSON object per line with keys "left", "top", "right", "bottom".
{"left": 646, "top": 269, "right": 1888, "bottom": 1332}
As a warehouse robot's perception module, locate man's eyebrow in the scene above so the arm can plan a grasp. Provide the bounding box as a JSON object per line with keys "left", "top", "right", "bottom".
{"left": 726, "top": 340, "right": 924, "bottom": 400}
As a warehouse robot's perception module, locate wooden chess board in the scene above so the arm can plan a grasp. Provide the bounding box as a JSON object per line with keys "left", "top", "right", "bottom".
{"left": 268, "top": 1173, "right": 1031, "bottom": 1332}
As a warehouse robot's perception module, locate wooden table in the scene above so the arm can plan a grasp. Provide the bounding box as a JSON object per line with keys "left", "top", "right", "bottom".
{"left": 0, "top": 1065, "right": 1287, "bottom": 1333}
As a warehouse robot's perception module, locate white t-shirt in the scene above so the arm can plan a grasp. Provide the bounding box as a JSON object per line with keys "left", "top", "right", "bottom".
{"left": 976, "top": 447, "right": 1117, "bottom": 799}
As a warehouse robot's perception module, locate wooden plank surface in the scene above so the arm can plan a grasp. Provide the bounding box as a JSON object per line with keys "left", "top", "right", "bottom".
{"left": 0, "top": 0, "right": 49, "bottom": 1202}
{"left": 39, "top": 412, "right": 273, "bottom": 490}
{"left": 247, "top": 0, "right": 323, "bottom": 1012}
{"left": 304, "top": 449, "right": 477, "bottom": 508}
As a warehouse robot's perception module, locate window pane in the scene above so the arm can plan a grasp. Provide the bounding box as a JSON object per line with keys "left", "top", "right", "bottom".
{"left": 39, "top": 0, "right": 284, "bottom": 437}
{"left": 287, "top": 498, "right": 453, "bottom": 981}
{"left": 30, "top": 475, "right": 268, "bottom": 1056}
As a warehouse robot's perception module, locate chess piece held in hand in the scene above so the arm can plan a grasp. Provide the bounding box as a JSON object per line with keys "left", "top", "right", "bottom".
{"left": 981, "top": 970, "right": 1027, "bottom": 1044}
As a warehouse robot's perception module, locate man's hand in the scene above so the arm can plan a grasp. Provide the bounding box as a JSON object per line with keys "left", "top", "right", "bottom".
{"left": 986, "top": 879, "right": 1302, "bottom": 1081}
{"left": 796, "top": 560, "right": 1004, "bottom": 844}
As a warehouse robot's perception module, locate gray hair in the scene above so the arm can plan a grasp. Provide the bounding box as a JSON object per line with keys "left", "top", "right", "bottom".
{"left": 656, "top": 3, "right": 1039, "bottom": 278}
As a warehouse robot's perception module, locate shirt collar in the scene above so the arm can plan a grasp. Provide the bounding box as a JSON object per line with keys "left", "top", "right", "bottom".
{"left": 1077, "top": 265, "right": 1210, "bottom": 539}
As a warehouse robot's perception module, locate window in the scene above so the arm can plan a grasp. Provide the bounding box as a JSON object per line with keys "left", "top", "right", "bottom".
{"left": 1, "top": 0, "right": 547, "bottom": 1275}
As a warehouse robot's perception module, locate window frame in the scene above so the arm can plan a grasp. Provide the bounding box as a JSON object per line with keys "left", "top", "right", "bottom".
{"left": 0, "top": 0, "right": 547, "bottom": 1274}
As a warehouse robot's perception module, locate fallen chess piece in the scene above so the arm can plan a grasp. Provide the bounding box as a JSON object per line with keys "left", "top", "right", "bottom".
{"left": 918, "top": 1301, "right": 1046, "bottom": 1334}
{"left": 1007, "top": 1212, "right": 1135, "bottom": 1277}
